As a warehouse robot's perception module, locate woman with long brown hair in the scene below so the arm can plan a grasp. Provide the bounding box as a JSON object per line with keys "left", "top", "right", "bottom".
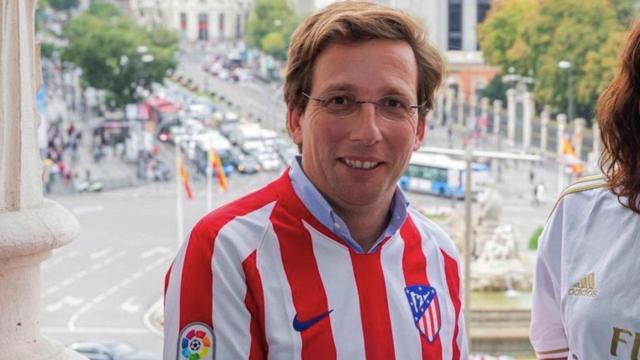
{"left": 529, "top": 23, "right": 640, "bottom": 359}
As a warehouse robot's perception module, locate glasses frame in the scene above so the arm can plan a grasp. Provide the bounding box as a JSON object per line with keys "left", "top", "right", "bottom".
{"left": 301, "top": 92, "right": 425, "bottom": 121}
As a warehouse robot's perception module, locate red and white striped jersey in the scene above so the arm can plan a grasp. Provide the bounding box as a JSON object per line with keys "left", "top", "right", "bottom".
{"left": 164, "top": 172, "right": 467, "bottom": 360}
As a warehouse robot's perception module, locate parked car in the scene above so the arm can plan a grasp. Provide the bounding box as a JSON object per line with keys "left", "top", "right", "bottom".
{"left": 68, "top": 341, "right": 158, "bottom": 360}
{"left": 236, "top": 155, "right": 261, "bottom": 174}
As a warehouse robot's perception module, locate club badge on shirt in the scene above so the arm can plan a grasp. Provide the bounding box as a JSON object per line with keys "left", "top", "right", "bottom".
{"left": 405, "top": 285, "right": 441, "bottom": 343}
{"left": 178, "top": 322, "right": 214, "bottom": 360}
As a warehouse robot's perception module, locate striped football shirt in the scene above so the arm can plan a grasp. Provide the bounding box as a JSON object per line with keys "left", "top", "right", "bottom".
{"left": 164, "top": 171, "right": 467, "bottom": 359}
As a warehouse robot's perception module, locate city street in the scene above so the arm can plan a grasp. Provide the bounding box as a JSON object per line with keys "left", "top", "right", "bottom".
{"left": 40, "top": 44, "right": 560, "bottom": 358}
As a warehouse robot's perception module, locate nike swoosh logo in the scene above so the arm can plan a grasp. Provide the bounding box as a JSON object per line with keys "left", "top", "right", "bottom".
{"left": 292, "top": 309, "right": 334, "bottom": 332}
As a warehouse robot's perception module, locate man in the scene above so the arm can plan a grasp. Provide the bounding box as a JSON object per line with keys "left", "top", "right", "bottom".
{"left": 164, "top": 2, "right": 467, "bottom": 359}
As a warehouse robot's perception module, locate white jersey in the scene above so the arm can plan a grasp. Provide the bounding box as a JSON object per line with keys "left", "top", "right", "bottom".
{"left": 530, "top": 175, "right": 640, "bottom": 359}
{"left": 164, "top": 172, "right": 467, "bottom": 359}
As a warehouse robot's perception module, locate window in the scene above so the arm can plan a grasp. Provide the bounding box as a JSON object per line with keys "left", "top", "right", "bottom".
{"left": 198, "top": 13, "right": 209, "bottom": 41}
{"left": 448, "top": 0, "right": 462, "bottom": 50}
{"left": 236, "top": 13, "right": 242, "bottom": 39}
{"left": 218, "top": 12, "right": 225, "bottom": 39}
{"left": 180, "top": 13, "right": 187, "bottom": 31}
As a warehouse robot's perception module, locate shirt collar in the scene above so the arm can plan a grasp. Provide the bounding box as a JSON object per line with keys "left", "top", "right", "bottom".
{"left": 288, "top": 155, "right": 409, "bottom": 253}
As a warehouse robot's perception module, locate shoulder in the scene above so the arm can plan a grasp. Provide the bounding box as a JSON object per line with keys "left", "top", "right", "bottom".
{"left": 189, "top": 177, "right": 287, "bottom": 249}
{"left": 407, "top": 207, "right": 460, "bottom": 261}
{"left": 549, "top": 174, "right": 609, "bottom": 218}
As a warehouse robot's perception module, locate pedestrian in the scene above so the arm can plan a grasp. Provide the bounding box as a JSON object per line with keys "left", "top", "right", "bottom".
{"left": 530, "top": 22, "right": 640, "bottom": 359}
{"left": 163, "top": 2, "right": 467, "bottom": 359}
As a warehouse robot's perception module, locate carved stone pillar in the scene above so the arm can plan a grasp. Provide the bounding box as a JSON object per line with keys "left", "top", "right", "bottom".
{"left": 540, "top": 105, "right": 550, "bottom": 154}
{"left": 506, "top": 88, "right": 516, "bottom": 146}
{"left": 0, "top": 1, "right": 83, "bottom": 358}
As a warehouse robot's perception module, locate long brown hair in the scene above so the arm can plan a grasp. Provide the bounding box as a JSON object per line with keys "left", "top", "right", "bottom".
{"left": 597, "top": 21, "right": 640, "bottom": 214}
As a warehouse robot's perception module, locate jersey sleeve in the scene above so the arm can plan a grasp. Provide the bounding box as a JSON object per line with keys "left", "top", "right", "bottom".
{"left": 530, "top": 200, "right": 569, "bottom": 359}
{"left": 163, "top": 220, "right": 264, "bottom": 360}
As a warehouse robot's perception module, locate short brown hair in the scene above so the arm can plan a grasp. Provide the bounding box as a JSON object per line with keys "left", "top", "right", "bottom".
{"left": 597, "top": 21, "right": 640, "bottom": 214}
{"left": 284, "top": 1, "right": 444, "bottom": 120}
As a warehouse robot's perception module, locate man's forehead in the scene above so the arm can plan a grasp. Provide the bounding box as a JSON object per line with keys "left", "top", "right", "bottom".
{"left": 309, "top": 39, "right": 418, "bottom": 95}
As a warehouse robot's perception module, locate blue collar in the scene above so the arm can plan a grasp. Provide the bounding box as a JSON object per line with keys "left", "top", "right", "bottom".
{"left": 288, "top": 156, "right": 409, "bottom": 253}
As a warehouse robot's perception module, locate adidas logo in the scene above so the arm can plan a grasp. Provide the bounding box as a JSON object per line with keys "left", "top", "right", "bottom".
{"left": 568, "top": 272, "right": 598, "bottom": 297}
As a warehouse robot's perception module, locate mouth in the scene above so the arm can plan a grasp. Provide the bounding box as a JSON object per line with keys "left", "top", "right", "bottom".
{"left": 339, "top": 157, "right": 383, "bottom": 170}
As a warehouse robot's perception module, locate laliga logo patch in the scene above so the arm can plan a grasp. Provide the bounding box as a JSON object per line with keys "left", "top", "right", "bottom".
{"left": 178, "top": 323, "right": 214, "bottom": 360}
{"left": 405, "top": 285, "right": 441, "bottom": 343}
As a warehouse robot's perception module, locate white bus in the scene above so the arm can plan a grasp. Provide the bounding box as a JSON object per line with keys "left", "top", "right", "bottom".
{"left": 399, "top": 152, "right": 490, "bottom": 198}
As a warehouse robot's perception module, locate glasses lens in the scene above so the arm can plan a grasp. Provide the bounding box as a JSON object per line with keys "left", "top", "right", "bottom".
{"left": 378, "top": 97, "right": 413, "bottom": 121}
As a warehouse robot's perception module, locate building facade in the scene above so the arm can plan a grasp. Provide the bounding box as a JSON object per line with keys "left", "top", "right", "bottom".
{"left": 298, "top": 0, "right": 497, "bottom": 104}
{"left": 129, "top": 0, "right": 253, "bottom": 42}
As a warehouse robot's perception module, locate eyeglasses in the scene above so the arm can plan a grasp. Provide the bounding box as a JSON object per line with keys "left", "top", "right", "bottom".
{"left": 302, "top": 92, "right": 424, "bottom": 122}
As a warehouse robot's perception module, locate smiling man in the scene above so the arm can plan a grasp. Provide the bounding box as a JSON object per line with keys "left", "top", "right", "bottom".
{"left": 164, "top": 2, "right": 467, "bottom": 359}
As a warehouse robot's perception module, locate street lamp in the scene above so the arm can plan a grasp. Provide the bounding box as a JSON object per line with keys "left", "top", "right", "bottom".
{"left": 558, "top": 60, "right": 573, "bottom": 123}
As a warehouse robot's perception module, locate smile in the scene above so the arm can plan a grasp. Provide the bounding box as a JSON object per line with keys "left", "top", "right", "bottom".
{"left": 341, "top": 158, "right": 381, "bottom": 170}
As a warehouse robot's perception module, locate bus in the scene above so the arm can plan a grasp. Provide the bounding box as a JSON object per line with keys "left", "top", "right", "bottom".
{"left": 399, "top": 152, "right": 490, "bottom": 198}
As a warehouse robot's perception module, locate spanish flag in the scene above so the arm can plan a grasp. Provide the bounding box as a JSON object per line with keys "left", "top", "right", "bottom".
{"left": 210, "top": 148, "right": 228, "bottom": 192}
{"left": 178, "top": 159, "right": 193, "bottom": 199}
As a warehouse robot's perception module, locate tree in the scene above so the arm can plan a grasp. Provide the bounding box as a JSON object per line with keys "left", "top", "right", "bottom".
{"left": 246, "top": 0, "right": 301, "bottom": 59}
{"left": 478, "top": 0, "right": 627, "bottom": 119}
{"left": 62, "top": 1, "right": 177, "bottom": 109}
{"left": 48, "top": 0, "right": 78, "bottom": 17}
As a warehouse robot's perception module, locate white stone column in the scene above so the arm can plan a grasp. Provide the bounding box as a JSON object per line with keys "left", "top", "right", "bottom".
{"left": 572, "top": 118, "right": 586, "bottom": 161}
{"left": 588, "top": 119, "right": 601, "bottom": 173}
{"left": 436, "top": 90, "right": 444, "bottom": 126}
{"left": 540, "top": 105, "right": 550, "bottom": 154}
{"left": 462, "top": 0, "right": 478, "bottom": 51}
{"left": 506, "top": 88, "right": 516, "bottom": 146}
{"left": 445, "top": 87, "right": 454, "bottom": 126}
{"left": 0, "top": 2, "right": 83, "bottom": 359}
{"left": 522, "top": 91, "right": 534, "bottom": 151}
{"left": 556, "top": 114, "right": 567, "bottom": 157}
{"left": 480, "top": 97, "right": 489, "bottom": 136}
{"left": 457, "top": 89, "right": 465, "bottom": 127}
{"left": 492, "top": 99, "right": 502, "bottom": 134}
{"left": 556, "top": 114, "right": 568, "bottom": 193}
{"left": 591, "top": 119, "right": 601, "bottom": 161}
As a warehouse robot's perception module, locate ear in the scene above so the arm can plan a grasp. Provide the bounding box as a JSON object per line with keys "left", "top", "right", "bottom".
{"left": 287, "top": 104, "right": 304, "bottom": 146}
{"left": 413, "top": 117, "right": 426, "bottom": 150}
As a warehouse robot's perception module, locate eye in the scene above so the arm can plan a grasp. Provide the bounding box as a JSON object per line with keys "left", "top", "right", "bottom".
{"left": 327, "top": 95, "right": 351, "bottom": 106}
{"left": 381, "top": 97, "right": 409, "bottom": 109}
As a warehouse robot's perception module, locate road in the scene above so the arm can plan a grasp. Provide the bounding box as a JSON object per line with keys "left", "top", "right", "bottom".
{"left": 41, "top": 171, "right": 278, "bottom": 358}
{"left": 40, "top": 50, "right": 561, "bottom": 356}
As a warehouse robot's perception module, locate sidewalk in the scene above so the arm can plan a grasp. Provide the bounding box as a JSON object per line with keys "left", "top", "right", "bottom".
{"left": 43, "top": 93, "right": 138, "bottom": 194}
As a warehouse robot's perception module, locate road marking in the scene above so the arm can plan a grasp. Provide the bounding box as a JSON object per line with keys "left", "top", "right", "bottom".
{"left": 72, "top": 205, "right": 105, "bottom": 215}
{"left": 120, "top": 296, "right": 141, "bottom": 314}
{"left": 44, "top": 250, "right": 126, "bottom": 297}
{"left": 67, "top": 253, "right": 174, "bottom": 331}
{"left": 143, "top": 298, "right": 164, "bottom": 337}
{"left": 90, "top": 247, "right": 113, "bottom": 259}
{"left": 141, "top": 246, "right": 171, "bottom": 259}
{"left": 42, "top": 327, "right": 150, "bottom": 334}
{"left": 42, "top": 250, "right": 79, "bottom": 270}
{"left": 46, "top": 296, "right": 84, "bottom": 312}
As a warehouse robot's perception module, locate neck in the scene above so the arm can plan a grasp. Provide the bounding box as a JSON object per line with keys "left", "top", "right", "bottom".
{"left": 332, "top": 200, "right": 392, "bottom": 252}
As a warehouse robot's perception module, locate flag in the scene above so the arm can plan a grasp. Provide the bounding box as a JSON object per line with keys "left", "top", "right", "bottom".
{"left": 210, "top": 148, "right": 228, "bottom": 192}
{"left": 178, "top": 159, "right": 193, "bottom": 199}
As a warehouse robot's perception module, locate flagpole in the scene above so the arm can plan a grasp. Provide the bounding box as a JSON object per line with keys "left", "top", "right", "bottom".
{"left": 206, "top": 147, "right": 213, "bottom": 211}
{"left": 175, "top": 137, "right": 184, "bottom": 247}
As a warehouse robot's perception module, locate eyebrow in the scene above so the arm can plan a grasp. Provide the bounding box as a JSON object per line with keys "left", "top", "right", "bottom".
{"left": 318, "top": 83, "right": 414, "bottom": 100}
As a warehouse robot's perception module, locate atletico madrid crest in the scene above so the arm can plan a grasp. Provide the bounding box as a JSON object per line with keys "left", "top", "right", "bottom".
{"left": 405, "top": 285, "right": 441, "bottom": 343}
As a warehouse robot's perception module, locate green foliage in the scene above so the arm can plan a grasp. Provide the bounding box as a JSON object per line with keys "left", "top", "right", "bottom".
{"left": 528, "top": 225, "right": 543, "bottom": 250}
{"left": 478, "top": 0, "right": 627, "bottom": 119}
{"left": 481, "top": 75, "right": 507, "bottom": 103}
{"left": 62, "top": 1, "right": 177, "bottom": 109}
{"left": 48, "top": 0, "right": 78, "bottom": 12}
{"left": 246, "top": 0, "right": 301, "bottom": 59}
{"left": 40, "top": 42, "right": 58, "bottom": 59}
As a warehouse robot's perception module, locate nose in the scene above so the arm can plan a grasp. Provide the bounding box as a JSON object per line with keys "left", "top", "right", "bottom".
{"left": 349, "top": 102, "right": 382, "bottom": 145}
